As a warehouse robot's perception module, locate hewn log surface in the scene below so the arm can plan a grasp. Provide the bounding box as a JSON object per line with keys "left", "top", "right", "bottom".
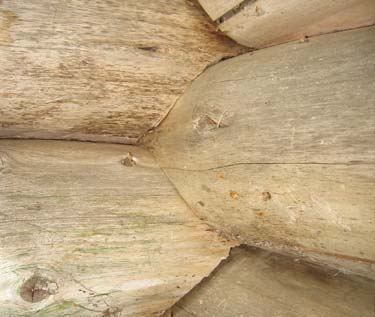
{"left": 198, "top": 0, "right": 243, "bottom": 21}
{"left": 0, "top": 140, "right": 233, "bottom": 316}
{"left": 0, "top": 0, "right": 243, "bottom": 144}
{"left": 145, "top": 27, "right": 375, "bottom": 278}
{"left": 199, "top": 0, "right": 374, "bottom": 48}
{"left": 165, "top": 247, "right": 375, "bottom": 317}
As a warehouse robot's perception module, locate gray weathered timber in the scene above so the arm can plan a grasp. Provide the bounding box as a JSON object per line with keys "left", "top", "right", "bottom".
{"left": 145, "top": 27, "right": 375, "bottom": 278}
{"left": 199, "top": 0, "right": 374, "bottom": 48}
{"left": 165, "top": 247, "right": 375, "bottom": 317}
{"left": 0, "top": 0, "right": 243, "bottom": 144}
{"left": 0, "top": 140, "right": 234, "bottom": 316}
{"left": 162, "top": 164, "right": 375, "bottom": 279}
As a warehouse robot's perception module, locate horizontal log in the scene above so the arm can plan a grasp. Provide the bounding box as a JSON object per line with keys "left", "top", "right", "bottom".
{"left": 145, "top": 27, "right": 375, "bottom": 278}
{"left": 166, "top": 247, "right": 375, "bottom": 317}
{"left": 0, "top": 0, "right": 243, "bottom": 144}
{"left": 199, "top": 0, "right": 374, "bottom": 48}
{"left": 198, "top": 0, "right": 243, "bottom": 20}
{"left": 0, "top": 140, "right": 233, "bottom": 316}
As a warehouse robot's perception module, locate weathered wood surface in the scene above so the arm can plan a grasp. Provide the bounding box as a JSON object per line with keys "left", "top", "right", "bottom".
{"left": 0, "top": 0, "right": 243, "bottom": 144}
{"left": 0, "top": 140, "right": 233, "bottom": 316}
{"left": 198, "top": 0, "right": 243, "bottom": 21}
{"left": 165, "top": 247, "right": 375, "bottom": 317}
{"left": 199, "top": 0, "right": 374, "bottom": 48}
{"left": 145, "top": 27, "right": 375, "bottom": 278}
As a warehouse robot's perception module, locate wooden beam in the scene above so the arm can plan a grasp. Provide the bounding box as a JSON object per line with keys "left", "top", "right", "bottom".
{"left": 0, "top": 0, "right": 243, "bottom": 144}
{"left": 0, "top": 140, "right": 233, "bottom": 316}
{"left": 145, "top": 27, "right": 375, "bottom": 278}
{"left": 199, "top": 0, "right": 374, "bottom": 48}
{"left": 198, "top": 0, "right": 243, "bottom": 21}
{"left": 166, "top": 247, "right": 375, "bottom": 317}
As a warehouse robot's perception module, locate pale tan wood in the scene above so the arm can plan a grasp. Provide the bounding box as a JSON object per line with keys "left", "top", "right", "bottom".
{"left": 145, "top": 27, "right": 375, "bottom": 278}
{"left": 146, "top": 27, "right": 375, "bottom": 169}
{"left": 0, "top": 140, "right": 234, "bottom": 316}
{"left": 166, "top": 247, "right": 375, "bottom": 317}
{"left": 202, "top": 0, "right": 374, "bottom": 48}
{"left": 198, "top": 0, "right": 243, "bottom": 21}
{"left": 0, "top": 0, "right": 243, "bottom": 144}
{"left": 162, "top": 164, "right": 375, "bottom": 278}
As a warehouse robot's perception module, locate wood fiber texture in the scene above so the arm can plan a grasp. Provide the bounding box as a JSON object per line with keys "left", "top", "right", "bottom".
{"left": 0, "top": 140, "right": 233, "bottom": 316}
{"left": 199, "top": 0, "right": 374, "bottom": 48}
{"left": 198, "top": 0, "right": 243, "bottom": 20}
{"left": 165, "top": 247, "right": 375, "bottom": 317}
{"left": 0, "top": 0, "right": 243, "bottom": 144}
{"left": 146, "top": 27, "right": 375, "bottom": 278}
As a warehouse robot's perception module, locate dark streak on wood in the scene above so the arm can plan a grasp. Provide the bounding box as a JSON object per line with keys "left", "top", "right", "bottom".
{"left": 0, "top": 0, "right": 244, "bottom": 144}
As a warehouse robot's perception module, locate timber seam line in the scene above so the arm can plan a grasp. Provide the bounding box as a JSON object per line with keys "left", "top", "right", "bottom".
{"left": 214, "top": 0, "right": 257, "bottom": 24}
{"left": 161, "top": 161, "right": 375, "bottom": 172}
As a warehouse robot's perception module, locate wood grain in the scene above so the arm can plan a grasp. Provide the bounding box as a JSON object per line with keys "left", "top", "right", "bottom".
{"left": 0, "top": 0, "right": 243, "bottom": 144}
{"left": 198, "top": 0, "right": 243, "bottom": 20}
{"left": 166, "top": 247, "right": 375, "bottom": 317}
{"left": 162, "top": 164, "right": 375, "bottom": 278}
{"left": 145, "top": 27, "right": 375, "bottom": 278}
{"left": 0, "top": 140, "right": 233, "bottom": 316}
{"left": 200, "top": 0, "right": 374, "bottom": 48}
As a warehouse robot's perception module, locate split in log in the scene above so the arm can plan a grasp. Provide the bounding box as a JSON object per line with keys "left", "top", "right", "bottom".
{"left": 0, "top": 140, "right": 234, "bottom": 316}
{"left": 198, "top": 0, "right": 375, "bottom": 48}
{"left": 0, "top": 0, "right": 244, "bottom": 144}
{"left": 145, "top": 27, "right": 375, "bottom": 279}
{"left": 198, "top": 0, "right": 243, "bottom": 21}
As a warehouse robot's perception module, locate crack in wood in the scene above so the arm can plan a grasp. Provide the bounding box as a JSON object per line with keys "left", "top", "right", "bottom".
{"left": 215, "top": 0, "right": 257, "bottom": 24}
{"left": 162, "top": 161, "right": 375, "bottom": 172}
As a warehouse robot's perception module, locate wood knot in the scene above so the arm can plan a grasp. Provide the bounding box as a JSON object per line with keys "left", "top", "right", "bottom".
{"left": 262, "top": 191, "right": 272, "bottom": 201}
{"left": 20, "top": 275, "right": 58, "bottom": 303}
{"left": 121, "top": 152, "right": 137, "bottom": 167}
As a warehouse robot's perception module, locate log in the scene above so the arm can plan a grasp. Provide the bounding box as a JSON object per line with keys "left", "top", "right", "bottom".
{"left": 0, "top": 0, "right": 243, "bottom": 144}
{"left": 199, "top": 0, "right": 374, "bottom": 48}
{"left": 0, "top": 140, "right": 233, "bottom": 316}
{"left": 198, "top": 0, "right": 243, "bottom": 20}
{"left": 145, "top": 27, "right": 375, "bottom": 278}
{"left": 166, "top": 247, "right": 375, "bottom": 317}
